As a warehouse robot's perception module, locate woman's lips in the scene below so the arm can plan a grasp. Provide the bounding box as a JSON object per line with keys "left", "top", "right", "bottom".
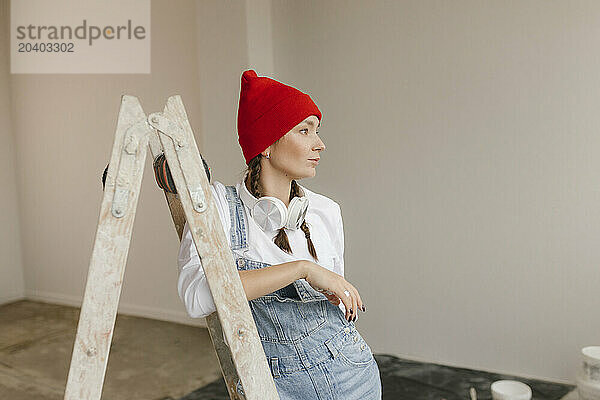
{"left": 309, "top": 158, "right": 319, "bottom": 165}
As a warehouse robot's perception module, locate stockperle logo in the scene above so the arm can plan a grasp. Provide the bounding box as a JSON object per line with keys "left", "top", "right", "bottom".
{"left": 11, "top": 0, "right": 151, "bottom": 74}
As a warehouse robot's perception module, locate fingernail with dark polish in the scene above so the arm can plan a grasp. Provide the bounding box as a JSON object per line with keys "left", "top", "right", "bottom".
{"left": 349, "top": 309, "right": 353, "bottom": 314}
{"left": 362, "top": 305, "right": 366, "bottom": 312}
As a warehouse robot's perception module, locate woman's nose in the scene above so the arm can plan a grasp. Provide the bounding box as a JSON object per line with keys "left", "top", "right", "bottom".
{"left": 315, "top": 138, "right": 325, "bottom": 152}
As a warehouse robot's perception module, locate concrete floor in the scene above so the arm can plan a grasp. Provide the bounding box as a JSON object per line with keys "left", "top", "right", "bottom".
{"left": 0, "top": 300, "right": 579, "bottom": 400}
{"left": 0, "top": 300, "right": 222, "bottom": 400}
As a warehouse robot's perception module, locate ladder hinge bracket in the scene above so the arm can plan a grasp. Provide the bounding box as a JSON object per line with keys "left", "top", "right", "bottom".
{"left": 147, "top": 113, "right": 207, "bottom": 213}
{"left": 112, "top": 119, "right": 151, "bottom": 218}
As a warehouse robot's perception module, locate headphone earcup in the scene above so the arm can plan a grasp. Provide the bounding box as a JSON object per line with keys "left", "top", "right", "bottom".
{"left": 285, "top": 196, "right": 309, "bottom": 230}
{"left": 252, "top": 196, "right": 288, "bottom": 231}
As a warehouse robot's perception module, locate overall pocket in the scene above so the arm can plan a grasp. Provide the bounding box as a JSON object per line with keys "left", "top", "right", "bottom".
{"left": 337, "top": 330, "right": 374, "bottom": 367}
{"left": 249, "top": 297, "right": 327, "bottom": 342}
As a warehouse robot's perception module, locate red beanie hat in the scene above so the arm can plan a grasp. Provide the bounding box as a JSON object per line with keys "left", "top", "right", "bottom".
{"left": 237, "top": 70, "right": 322, "bottom": 165}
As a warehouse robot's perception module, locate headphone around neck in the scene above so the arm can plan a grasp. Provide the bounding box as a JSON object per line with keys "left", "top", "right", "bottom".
{"left": 239, "top": 179, "right": 310, "bottom": 232}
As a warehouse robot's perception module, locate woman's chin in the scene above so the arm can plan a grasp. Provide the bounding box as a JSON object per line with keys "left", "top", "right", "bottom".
{"left": 287, "top": 168, "right": 316, "bottom": 180}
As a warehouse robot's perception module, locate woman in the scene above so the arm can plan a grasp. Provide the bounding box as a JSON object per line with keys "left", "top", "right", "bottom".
{"left": 177, "top": 70, "right": 382, "bottom": 399}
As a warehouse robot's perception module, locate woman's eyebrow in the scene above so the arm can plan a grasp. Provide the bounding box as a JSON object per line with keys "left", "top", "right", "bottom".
{"left": 301, "top": 120, "right": 319, "bottom": 127}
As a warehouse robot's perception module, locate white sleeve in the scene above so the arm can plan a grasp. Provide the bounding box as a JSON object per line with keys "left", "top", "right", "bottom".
{"left": 333, "top": 202, "right": 347, "bottom": 315}
{"left": 334, "top": 202, "right": 345, "bottom": 279}
{"left": 177, "top": 183, "right": 230, "bottom": 319}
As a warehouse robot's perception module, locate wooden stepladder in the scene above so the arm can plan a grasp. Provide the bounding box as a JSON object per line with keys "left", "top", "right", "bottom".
{"left": 63, "top": 95, "right": 279, "bottom": 400}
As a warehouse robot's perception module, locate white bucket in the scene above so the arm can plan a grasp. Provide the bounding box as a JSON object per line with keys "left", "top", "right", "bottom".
{"left": 577, "top": 374, "right": 600, "bottom": 400}
{"left": 491, "top": 380, "right": 532, "bottom": 400}
{"left": 582, "top": 346, "right": 600, "bottom": 383}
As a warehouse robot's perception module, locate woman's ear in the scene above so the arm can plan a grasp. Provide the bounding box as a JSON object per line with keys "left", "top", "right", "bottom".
{"left": 261, "top": 146, "right": 272, "bottom": 158}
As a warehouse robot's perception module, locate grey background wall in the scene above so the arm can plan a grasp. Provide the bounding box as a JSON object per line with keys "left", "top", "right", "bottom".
{"left": 4, "top": 0, "right": 204, "bottom": 324}
{"left": 1, "top": 0, "right": 598, "bottom": 384}
{"left": 0, "top": 0, "right": 25, "bottom": 305}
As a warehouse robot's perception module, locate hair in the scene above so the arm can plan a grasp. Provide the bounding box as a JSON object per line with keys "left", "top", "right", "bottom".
{"left": 245, "top": 153, "right": 318, "bottom": 262}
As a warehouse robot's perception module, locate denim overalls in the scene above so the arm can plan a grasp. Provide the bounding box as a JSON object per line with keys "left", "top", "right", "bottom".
{"left": 225, "top": 186, "right": 382, "bottom": 400}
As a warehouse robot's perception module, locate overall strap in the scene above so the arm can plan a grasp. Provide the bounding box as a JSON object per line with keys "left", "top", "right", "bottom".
{"left": 224, "top": 185, "right": 249, "bottom": 251}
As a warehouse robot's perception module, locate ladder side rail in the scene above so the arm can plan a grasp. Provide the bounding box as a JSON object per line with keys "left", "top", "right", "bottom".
{"left": 147, "top": 122, "right": 244, "bottom": 399}
{"left": 151, "top": 95, "right": 279, "bottom": 400}
{"left": 64, "top": 95, "right": 152, "bottom": 400}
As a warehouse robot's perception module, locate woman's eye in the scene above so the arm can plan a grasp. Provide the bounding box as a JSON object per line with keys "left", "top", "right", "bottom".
{"left": 300, "top": 128, "right": 319, "bottom": 135}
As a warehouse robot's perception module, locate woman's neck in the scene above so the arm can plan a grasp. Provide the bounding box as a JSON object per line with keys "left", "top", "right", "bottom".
{"left": 246, "top": 171, "right": 292, "bottom": 207}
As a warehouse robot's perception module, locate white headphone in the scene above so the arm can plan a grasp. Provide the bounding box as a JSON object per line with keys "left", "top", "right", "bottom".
{"left": 239, "top": 179, "right": 310, "bottom": 231}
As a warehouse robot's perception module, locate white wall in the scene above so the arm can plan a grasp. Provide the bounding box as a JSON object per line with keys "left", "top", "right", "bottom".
{"left": 0, "top": 0, "right": 25, "bottom": 304}
{"left": 194, "top": 0, "right": 249, "bottom": 186}
{"left": 194, "top": 0, "right": 274, "bottom": 184}
{"left": 271, "top": 0, "right": 600, "bottom": 383}
{"left": 9, "top": 0, "right": 206, "bottom": 326}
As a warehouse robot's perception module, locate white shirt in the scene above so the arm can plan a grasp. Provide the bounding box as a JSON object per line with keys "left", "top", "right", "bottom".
{"left": 177, "top": 178, "right": 347, "bottom": 319}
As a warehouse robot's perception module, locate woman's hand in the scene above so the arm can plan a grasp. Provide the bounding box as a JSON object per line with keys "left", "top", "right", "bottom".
{"left": 320, "top": 290, "right": 340, "bottom": 305}
{"left": 301, "top": 261, "right": 365, "bottom": 322}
